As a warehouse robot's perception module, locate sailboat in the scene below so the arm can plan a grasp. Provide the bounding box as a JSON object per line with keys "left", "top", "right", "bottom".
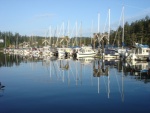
{"left": 114, "top": 6, "right": 128, "bottom": 57}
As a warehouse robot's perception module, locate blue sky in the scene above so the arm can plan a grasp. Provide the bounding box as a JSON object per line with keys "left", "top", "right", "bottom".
{"left": 0, "top": 0, "right": 150, "bottom": 37}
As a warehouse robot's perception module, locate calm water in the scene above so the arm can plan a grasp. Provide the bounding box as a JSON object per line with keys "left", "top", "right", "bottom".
{"left": 0, "top": 54, "right": 150, "bottom": 113}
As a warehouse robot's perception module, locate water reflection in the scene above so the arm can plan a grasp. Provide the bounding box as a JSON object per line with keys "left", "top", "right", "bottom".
{"left": 1, "top": 53, "right": 150, "bottom": 113}
{"left": 0, "top": 54, "right": 150, "bottom": 98}
{"left": 0, "top": 53, "right": 43, "bottom": 67}
{"left": 124, "top": 60, "right": 150, "bottom": 83}
{"left": 1, "top": 54, "right": 150, "bottom": 81}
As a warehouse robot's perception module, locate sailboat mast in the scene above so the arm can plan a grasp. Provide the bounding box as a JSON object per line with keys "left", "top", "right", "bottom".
{"left": 5, "top": 35, "right": 6, "bottom": 48}
{"left": 17, "top": 35, "right": 18, "bottom": 48}
{"left": 53, "top": 27, "right": 56, "bottom": 46}
{"left": 63, "top": 22, "right": 64, "bottom": 46}
{"left": 91, "top": 20, "right": 93, "bottom": 44}
{"left": 63, "top": 22, "right": 64, "bottom": 38}
{"left": 108, "top": 9, "right": 110, "bottom": 45}
{"left": 98, "top": 13, "right": 101, "bottom": 49}
{"left": 75, "top": 21, "right": 78, "bottom": 46}
{"left": 98, "top": 13, "right": 100, "bottom": 33}
{"left": 80, "top": 21, "right": 82, "bottom": 46}
{"left": 122, "top": 6, "right": 124, "bottom": 49}
{"left": 44, "top": 31, "right": 46, "bottom": 46}
{"left": 56, "top": 25, "right": 58, "bottom": 46}
{"left": 68, "top": 20, "right": 70, "bottom": 47}
{"left": 49, "top": 26, "right": 51, "bottom": 46}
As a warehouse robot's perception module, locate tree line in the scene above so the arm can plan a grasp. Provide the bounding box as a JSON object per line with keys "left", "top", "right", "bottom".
{"left": 0, "top": 31, "right": 91, "bottom": 48}
{"left": 110, "top": 15, "right": 150, "bottom": 47}
{"left": 0, "top": 15, "right": 150, "bottom": 49}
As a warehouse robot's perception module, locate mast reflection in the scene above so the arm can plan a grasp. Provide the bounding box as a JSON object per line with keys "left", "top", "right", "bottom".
{"left": 1, "top": 53, "right": 150, "bottom": 102}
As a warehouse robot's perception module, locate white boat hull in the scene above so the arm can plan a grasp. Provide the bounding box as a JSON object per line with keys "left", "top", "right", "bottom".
{"left": 77, "top": 53, "right": 96, "bottom": 57}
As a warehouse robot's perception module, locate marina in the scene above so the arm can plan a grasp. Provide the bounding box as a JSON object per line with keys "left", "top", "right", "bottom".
{"left": 1, "top": 0, "right": 150, "bottom": 113}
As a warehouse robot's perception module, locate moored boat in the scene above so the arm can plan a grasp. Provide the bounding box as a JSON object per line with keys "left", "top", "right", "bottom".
{"left": 76, "top": 46, "right": 97, "bottom": 58}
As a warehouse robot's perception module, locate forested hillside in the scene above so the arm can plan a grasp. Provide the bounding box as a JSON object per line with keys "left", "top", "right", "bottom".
{"left": 110, "top": 16, "right": 150, "bottom": 46}
{"left": 0, "top": 16, "right": 150, "bottom": 48}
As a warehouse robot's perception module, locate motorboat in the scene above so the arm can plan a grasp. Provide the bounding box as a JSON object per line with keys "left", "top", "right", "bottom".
{"left": 76, "top": 46, "right": 97, "bottom": 58}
